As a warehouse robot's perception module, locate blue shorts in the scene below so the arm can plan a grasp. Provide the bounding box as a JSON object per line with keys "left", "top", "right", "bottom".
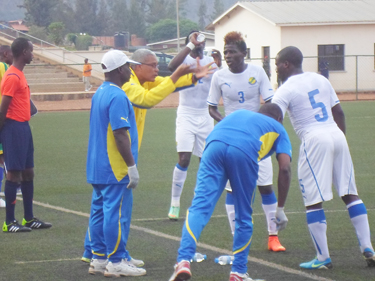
{"left": 1, "top": 119, "right": 34, "bottom": 171}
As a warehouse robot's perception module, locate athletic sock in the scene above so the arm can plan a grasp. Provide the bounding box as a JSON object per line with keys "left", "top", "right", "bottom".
{"left": 306, "top": 209, "right": 330, "bottom": 261}
{"left": 0, "top": 166, "right": 4, "bottom": 192}
{"left": 261, "top": 191, "right": 278, "bottom": 235}
{"left": 225, "top": 192, "right": 235, "bottom": 235}
{"left": 4, "top": 180, "right": 18, "bottom": 224}
{"left": 171, "top": 164, "right": 188, "bottom": 207}
{"left": 21, "top": 181, "right": 34, "bottom": 221}
{"left": 347, "top": 200, "right": 374, "bottom": 253}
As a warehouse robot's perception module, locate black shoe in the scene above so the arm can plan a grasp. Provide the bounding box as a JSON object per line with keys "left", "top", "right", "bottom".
{"left": 22, "top": 217, "right": 52, "bottom": 229}
{"left": 3, "top": 220, "right": 32, "bottom": 232}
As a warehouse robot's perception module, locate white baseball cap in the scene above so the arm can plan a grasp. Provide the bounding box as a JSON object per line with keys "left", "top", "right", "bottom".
{"left": 101, "top": 50, "right": 140, "bottom": 73}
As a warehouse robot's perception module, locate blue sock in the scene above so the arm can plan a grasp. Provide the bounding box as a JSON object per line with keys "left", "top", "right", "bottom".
{"left": 21, "top": 181, "right": 34, "bottom": 221}
{"left": 261, "top": 191, "right": 277, "bottom": 205}
{"left": 306, "top": 209, "right": 329, "bottom": 260}
{"left": 4, "top": 180, "right": 18, "bottom": 224}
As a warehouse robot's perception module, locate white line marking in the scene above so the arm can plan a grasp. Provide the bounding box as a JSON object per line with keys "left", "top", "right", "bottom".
{"left": 19, "top": 199, "right": 342, "bottom": 281}
{"left": 15, "top": 258, "right": 81, "bottom": 264}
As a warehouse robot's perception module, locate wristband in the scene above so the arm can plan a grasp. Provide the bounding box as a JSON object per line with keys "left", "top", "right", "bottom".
{"left": 186, "top": 42, "right": 195, "bottom": 50}
{"left": 192, "top": 73, "right": 198, "bottom": 82}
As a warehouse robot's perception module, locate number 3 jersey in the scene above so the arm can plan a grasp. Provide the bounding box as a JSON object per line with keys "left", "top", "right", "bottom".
{"left": 207, "top": 64, "right": 274, "bottom": 116}
{"left": 272, "top": 72, "right": 340, "bottom": 140}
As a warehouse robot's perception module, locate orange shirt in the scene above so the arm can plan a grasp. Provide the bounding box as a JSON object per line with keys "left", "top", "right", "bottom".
{"left": 0, "top": 65, "right": 31, "bottom": 122}
{"left": 83, "top": 63, "right": 92, "bottom": 77}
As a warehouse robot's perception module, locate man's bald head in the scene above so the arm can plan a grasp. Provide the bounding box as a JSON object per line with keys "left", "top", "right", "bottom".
{"left": 258, "top": 103, "right": 283, "bottom": 123}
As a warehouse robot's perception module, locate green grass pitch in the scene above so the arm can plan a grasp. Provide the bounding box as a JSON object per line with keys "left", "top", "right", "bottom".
{"left": 0, "top": 101, "right": 374, "bottom": 281}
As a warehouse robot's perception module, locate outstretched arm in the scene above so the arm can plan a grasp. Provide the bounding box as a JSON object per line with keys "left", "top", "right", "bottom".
{"left": 332, "top": 103, "right": 346, "bottom": 134}
{"left": 168, "top": 32, "right": 200, "bottom": 72}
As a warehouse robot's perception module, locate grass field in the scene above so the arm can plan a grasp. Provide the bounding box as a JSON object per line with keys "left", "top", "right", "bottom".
{"left": 1, "top": 101, "right": 375, "bottom": 281}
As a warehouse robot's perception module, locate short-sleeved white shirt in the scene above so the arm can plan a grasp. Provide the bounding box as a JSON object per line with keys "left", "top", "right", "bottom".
{"left": 178, "top": 55, "right": 215, "bottom": 114}
{"left": 272, "top": 72, "right": 340, "bottom": 140}
{"left": 207, "top": 64, "right": 274, "bottom": 116}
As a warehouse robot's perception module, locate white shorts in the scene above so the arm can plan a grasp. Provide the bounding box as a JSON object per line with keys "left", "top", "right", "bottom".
{"left": 298, "top": 129, "right": 358, "bottom": 207}
{"left": 225, "top": 156, "right": 273, "bottom": 192}
{"left": 176, "top": 113, "right": 214, "bottom": 157}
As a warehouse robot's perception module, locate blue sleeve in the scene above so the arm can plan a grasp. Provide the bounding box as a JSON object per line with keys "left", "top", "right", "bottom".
{"left": 109, "top": 89, "right": 132, "bottom": 131}
{"left": 275, "top": 129, "right": 292, "bottom": 159}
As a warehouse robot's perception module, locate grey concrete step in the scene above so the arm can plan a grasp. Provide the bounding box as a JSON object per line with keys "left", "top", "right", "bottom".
{"left": 31, "top": 91, "right": 95, "bottom": 101}
{"left": 29, "top": 82, "right": 85, "bottom": 92}
{"left": 25, "top": 72, "right": 69, "bottom": 79}
{"left": 24, "top": 68, "right": 66, "bottom": 74}
{"left": 27, "top": 77, "right": 80, "bottom": 83}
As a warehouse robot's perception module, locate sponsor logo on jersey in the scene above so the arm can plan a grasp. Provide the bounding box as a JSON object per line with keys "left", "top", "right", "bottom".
{"left": 248, "top": 77, "right": 257, "bottom": 85}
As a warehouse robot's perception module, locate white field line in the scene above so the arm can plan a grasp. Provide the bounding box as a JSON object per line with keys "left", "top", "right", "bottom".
{"left": 16, "top": 198, "right": 354, "bottom": 281}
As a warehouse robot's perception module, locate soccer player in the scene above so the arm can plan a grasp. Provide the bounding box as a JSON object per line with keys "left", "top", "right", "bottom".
{"left": 272, "top": 46, "right": 375, "bottom": 269}
{"left": 0, "top": 38, "right": 52, "bottom": 232}
{"left": 83, "top": 58, "right": 92, "bottom": 91}
{"left": 86, "top": 49, "right": 146, "bottom": 277}
{"left": 169, "top": 104, "right": 292, "bottom": 281}
{"left": 81, "top": 49, "right": 214, "bottom": 264}
{"left": 167, "top": 31, "right": 216, "bottom": 220}
{"left": 207, "top": 31, "right": 286, "bottom": 252}
{"left": 0, "top": 45, "right": 13, "bottom": 207}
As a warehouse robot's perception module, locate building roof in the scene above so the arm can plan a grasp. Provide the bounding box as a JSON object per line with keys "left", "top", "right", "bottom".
{"left": 207, "top": 0, "right": 375, "bottom": 29}
{"left": 8, "top": 20, "right": 28, "bottom": 32}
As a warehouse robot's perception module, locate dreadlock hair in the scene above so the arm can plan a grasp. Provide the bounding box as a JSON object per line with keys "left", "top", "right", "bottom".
{"left": 224, "top": 31, "right": 247, "bottom": 52}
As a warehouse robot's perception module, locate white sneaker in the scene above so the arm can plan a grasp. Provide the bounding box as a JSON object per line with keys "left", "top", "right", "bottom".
{"left": 0, "top": 198, "right": 5, "bottom": 207}
{"left": 125, "top": 257, "right": 144, "bottom": 267}
{"left": 88, "top": 258, "right": 107, "bottom": 275}
{"left": 104, "top": 260, "right": 146, "bottom": 277}
{"left": 229, "top": 271, "right": 265, "bottom": 281}
{"left": 0, "top": 192, "right": 4, "bottom": 196}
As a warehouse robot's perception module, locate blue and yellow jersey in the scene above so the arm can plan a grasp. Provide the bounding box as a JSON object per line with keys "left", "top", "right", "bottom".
{"left": 206, "top": 109, "right": 292, "bottom": 162}
{"left": 87, "top": 81, "right": 138, "bottom": 184}
{"left": 122, "top": 70, "right": 194, "bottom": 150}
{"left": 0, "top": 62, "right": 9, "bottom": 101}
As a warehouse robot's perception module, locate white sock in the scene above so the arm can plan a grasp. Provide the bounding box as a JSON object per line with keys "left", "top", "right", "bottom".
{"left": 306, "top": 209, "right": 330, "bottom": 261}
{"left": 225, "top": 192, "right": 235, "bottom": 235}
{"left": 262, "top": 202, "right": 277, "bottom": 235}
{"left": 347, "top": 200, "right": 374, "bottom": 253}
{"left": 171, "top": 165, "right": 187, "bottom": 207}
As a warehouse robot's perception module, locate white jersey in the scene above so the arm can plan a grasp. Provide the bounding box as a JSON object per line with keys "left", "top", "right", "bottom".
{"left": 207, "top": 64, "right": 274, "bottom": 116}
{"left": 272, "top": 72, "right": 340, "bottom": 140}
{"left": 178, "top": 55, "right": 215, "bottom": 114}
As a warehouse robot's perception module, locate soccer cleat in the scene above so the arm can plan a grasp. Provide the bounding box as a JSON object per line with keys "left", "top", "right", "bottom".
{"left": 0, "top": 198, "right": 5, "bottom": 207}
{"left": 22, "top": 217, "right": 52, "bottom": 229}
{"left": 124, "top": 257, "right": 144, "bottom": 267}
{"left": 168, "top": 260, "right": 191, "bottom": 281}
{"left": 268, "top": 235, "right": 286, "bottom": 252}
{"left": 3, "top": 220, "right": 31, "bottom": 233}
{"left": 229, "top": 272, "right": 264, "bottom": 281}
{"left": 363, "top": 248, "right": 375, "bottom": 267}
{"left": 88, "top": 259, "right": 107, "bottom": 275}
{"left": 104, "top": 260, "right": 146, "bottom": 277}
{"left": 300, "top": 257, "right": 333, "bottom": 269}
{"left": 168, "top": 206, "right": 180, "bottom": 220}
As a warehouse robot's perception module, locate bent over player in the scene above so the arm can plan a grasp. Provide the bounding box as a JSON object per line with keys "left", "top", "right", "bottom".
{"left": 207, "top": 31, "right": 285, "bottom": 252}
{"left": 169, "top": 104, "right": 292, "bottom": 281}
{"left": 272, "top": 46, "right": 375, "bottom": 269}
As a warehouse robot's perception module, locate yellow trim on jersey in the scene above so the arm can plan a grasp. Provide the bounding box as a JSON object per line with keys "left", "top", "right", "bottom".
{"left": 107, "top": 124, "right": 129, "bottom": 181}
{"left": 108, "top": 196, "right": 124, "bottom": 259}
{"left": 185, "top": 210, "right": 197, "bottom": 244}
{"left": 258, "top": 132, "right": 280, "bottom": 161}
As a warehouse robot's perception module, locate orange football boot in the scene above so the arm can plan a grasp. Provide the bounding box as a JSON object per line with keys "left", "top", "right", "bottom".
{"left": 268, "top": 235, "right": 286, "bottom": 252}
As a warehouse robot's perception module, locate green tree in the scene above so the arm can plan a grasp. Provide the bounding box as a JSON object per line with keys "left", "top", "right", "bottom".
{"left": 48, "top": 22, "right": 65, "bottom": 45}
{"left": 75, "top": 34, "right": 93, "bottom": 50}
{"left": 198, "top": 0, "right": 207, "bottom": 30}
{"left": 74, "top": 0, "right": 98, "bottom": 35}
{"left": 146, "top": 0, "right": 173, "bottom": 24}
{"left": 210, "top": 0, "right": 225, "bottom": 22}
{"left": 22, "top": 0, "right": 59, "bottom": 27}
{"left": 96, "top": 0, "right": 112, "bottom": 35}
{"left": 27, "top": 25, "right": 48, "bottom": 43}
{"left": 108, "top": 0, "right": 129, "bottom": 34}
{"left": 128, "top": 0, "right": 146, "bottom": 38}
{"left": 146, "top": 18, "right": 199, "bottom": 43}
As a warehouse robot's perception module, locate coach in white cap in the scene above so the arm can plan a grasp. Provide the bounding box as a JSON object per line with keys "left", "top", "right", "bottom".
{"left": 85, "top": 50, "right": 146, "bottom": 277}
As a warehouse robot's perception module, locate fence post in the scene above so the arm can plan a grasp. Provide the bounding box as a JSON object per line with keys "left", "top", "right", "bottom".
{"left": 355, "top": 55, "right": 358, "bottom": 100}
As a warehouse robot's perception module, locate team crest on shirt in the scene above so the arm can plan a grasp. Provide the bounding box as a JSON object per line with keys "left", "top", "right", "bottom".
{"left": 248, "top": 77, "right": 257, "bottom": 85}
